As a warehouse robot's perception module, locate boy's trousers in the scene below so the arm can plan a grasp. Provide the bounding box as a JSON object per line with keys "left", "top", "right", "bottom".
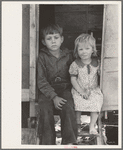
{"left": 37, "top": 86, "right": 77, "bottom": 145}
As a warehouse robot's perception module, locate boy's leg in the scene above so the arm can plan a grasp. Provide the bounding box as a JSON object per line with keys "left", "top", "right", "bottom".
{"left": 89, "top": 112, "right": 99, "bottom": 134}
{"left": 37, "top": 97, "right": 56, "bottom": 145}
{"left": 59, "top": 89, "right": 77, "bottom": 145}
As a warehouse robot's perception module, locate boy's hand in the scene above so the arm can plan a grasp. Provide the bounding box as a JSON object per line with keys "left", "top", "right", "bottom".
{"left": 52, "top": 96, "right": 67, "bottom": 110}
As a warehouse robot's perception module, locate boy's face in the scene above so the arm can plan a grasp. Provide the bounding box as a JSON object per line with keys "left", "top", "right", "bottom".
{"left": 42, "top": 33, "right": 64, "bottom": 51}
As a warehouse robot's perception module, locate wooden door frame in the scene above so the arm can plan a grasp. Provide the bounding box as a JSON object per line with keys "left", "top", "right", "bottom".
{"left": 29, "top": 4, "right": 39, "bottom": 117}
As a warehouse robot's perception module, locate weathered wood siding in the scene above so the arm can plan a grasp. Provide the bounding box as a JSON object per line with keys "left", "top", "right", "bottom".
{"left": 22, "top": 5, "right": 39, "bottom": 120}
{"left": 101, "top": 5, "right": 119, "bottom": 111}
{"left": 55, "top": 5, "right": 103, "bottom": 55}
{"left": 22, "top": 4, "right": 39, "bottom": 101}
{"left": 22, "top": 5, "right": 30, "bottom": 128}
{"left": 22, "top": 5, "right": 30, "bottom": 102}
{"left": 22, "top": 5, "right": 30, "bottom": 90}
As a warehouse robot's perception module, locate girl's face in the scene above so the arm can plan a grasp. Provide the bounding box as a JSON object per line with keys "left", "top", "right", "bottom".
{"left": 42, "top": 33, "right": 64, "bottom": 51}
{"left": 77, "top": 42, "right": 93, "bottom": 60}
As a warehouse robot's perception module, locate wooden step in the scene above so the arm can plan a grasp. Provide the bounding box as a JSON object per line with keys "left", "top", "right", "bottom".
{"left": 22, "top": 128, "right": 106, "bottom": 145}
{"left": 22, "top": 128, "right": 37, "bottom": 145}
{"left": 77, "top": 130, "right": 100, "bottom": 145}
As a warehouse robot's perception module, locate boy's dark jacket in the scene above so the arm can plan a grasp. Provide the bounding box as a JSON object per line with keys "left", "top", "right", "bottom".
{"left": 37, "top": 47, "right": 73, "bottom": 101}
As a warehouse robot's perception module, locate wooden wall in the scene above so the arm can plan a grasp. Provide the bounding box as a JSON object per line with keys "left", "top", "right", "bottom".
{"left": 101, "top": 5, "right": 119, "bottom": 111}
{"left": 55, "top": 5, "right": 103, "bottom": 57}
{"left": 22, "top": 4, "right": 39, "bottom": 103}
{"left": 22, "top": 5, "right": 39, "bottom": 128}
{"left": 39, "top": 5, "right": 103, "bottom": 57}
{"left": 22, "top": 5, "right": 30, "bottom": 127}
{"left": 22, "top": 5, "right": 30, "bottom": 90}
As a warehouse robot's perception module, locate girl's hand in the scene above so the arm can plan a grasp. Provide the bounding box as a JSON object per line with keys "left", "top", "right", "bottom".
{"left": 52, "top": 96, "right": 67, "bottom": 110}
{"left": 83, "top": 94, "right": 89, "bottom": 100}
{"left": 82, "top": 89, "right": 91, "bottom": 100}
{"left": 79, "top": 91, "right": 89, "bottom": 100}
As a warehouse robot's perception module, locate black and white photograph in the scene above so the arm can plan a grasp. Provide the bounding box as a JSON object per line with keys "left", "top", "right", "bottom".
{"left": 2, "top": 1, "right": 122, "bottom": 149}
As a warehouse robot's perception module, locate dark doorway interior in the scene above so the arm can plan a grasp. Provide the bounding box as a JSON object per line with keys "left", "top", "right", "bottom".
{"left": 39, "top": 4, "right": 104, "bottom": 59}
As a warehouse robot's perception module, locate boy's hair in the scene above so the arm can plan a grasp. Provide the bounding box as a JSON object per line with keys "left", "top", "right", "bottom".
{"left": 41, "top": 24, "right": 63, "bottom": 39}
{"left": 74, "top": 33, "right": 97, "bottom": 58}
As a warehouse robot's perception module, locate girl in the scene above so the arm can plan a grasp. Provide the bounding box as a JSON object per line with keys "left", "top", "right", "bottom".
{"left": 69, "top": 33, "right": 103, "bottom": 134}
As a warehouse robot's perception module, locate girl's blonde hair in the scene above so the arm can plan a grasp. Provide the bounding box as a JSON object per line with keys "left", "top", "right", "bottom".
{"left": 74, "top": 33, "right": 97, "bottom": 58}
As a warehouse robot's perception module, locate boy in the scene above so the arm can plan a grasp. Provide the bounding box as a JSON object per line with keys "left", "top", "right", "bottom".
{"left": 37, "top": 24, "right": 77, "bottom": 145}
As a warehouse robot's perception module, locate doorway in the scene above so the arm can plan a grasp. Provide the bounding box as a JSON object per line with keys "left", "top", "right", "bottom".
{"left": 38, "top": 4, "right": 104, "bottom": 145}
{"left": 39, "top": 4, "right": 104, "bottom": 59}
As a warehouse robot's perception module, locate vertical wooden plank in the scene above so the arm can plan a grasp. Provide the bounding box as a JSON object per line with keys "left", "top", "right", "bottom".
{"left": 36, "top": 4, "right": 39, "bottom": 60}
{"left": 104, "top": 111, "right": 108, "bottom": 119}
{"left": 29, "top": 4, "right": 36, "bottom": 117}
{"left": 86, "top": 5, "right": 89, "bottom": 33}
{"left": 29, "top": 4, "right": 39, "bottom": 117}
{"left": 22, "top": 89, "right": 29, "bottom": 102}
{"left": 97, "top": 113, "right": 104, "bottom": 145}
{"left": 22, "top": 5, "right": 30, "bottom": 89}
{"left": 29, "top": 4, "right": 36, "bottom": 101}
{"left": 36, "top": 4, "right": 39, "bottom": 102}
{"left": 30, "top": 101, "right": 36, "bottom": 117}
{"left": 97, "top": 5, "right": 106, "bottom": 145}
{"left": 100, "top": 5, "right": 106, "bottom": 91}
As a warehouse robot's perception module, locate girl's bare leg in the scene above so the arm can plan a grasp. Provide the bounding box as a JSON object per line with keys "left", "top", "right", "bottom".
{"left": 76, "top": 111, "right": 81, "bottom": 133}
{"left": 76, "top": 111, "right": 81, "bottom": 124}
{"left": 89, "top": 112, "right": 99, "bottom": 134}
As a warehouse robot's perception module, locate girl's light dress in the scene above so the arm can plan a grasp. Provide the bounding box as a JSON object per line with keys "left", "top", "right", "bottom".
{"left": 69, "top": 57, "right": 103, "bottom": 112}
